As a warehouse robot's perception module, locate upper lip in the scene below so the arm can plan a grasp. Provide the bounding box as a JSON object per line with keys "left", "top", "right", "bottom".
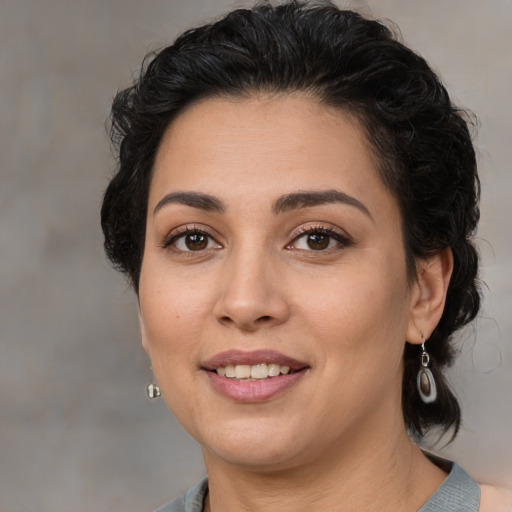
{"left": 202, "top": 349, "right": 309, "bottom": 371}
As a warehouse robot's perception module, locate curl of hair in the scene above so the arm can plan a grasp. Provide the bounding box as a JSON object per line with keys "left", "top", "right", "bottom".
{"left": 101, "top": 0, "right": 480, "bottom": 439}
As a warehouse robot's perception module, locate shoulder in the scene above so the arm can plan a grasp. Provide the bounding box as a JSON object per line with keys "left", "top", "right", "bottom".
{"left": 153, "top": 479, "right": 208, "bottom": 512}
{"left": 154, "top": 496, "right": 185, "bottom": 512}
{"left": 419, "top": 461, "right": 479, "bottom": 511}
{"left": 479, "top": 484, "right": 512, "bottom": 512}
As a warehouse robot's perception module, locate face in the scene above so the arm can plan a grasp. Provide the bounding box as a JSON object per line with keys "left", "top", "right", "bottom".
{"left": 139, "top": 96, "right": 419, "bottom": 471}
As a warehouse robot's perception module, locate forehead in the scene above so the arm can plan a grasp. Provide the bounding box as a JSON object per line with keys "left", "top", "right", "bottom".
{"left": 149, "top": 95, "right": 395, "bottom": 219}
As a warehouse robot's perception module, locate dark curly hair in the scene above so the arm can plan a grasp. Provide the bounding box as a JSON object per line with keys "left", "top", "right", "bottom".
{"left": 101, "top": 0, "right": 480, "bottom": 439}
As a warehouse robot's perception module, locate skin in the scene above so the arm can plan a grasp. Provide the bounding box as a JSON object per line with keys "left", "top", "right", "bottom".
{"left": 139, "top": 95, "right": 455, "bottom": 512}
{"left": 480, "top": 485, "right": 512, "bottom": 512}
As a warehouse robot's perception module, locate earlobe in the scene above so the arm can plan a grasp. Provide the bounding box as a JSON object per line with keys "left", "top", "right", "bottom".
{"left": 406, "top": 248, "right": 454, "bottom": 344}
{"left": 138, "top": 308, "right": 151, "bottom": 354}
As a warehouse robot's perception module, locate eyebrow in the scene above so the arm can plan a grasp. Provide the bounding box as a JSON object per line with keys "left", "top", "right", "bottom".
{"left": 272, "top": 189, "right": 372, "bottom": 219}
{"left": 153, "top": 189, "right": 372, "bottom": 220}
{"left": 153, "top": 191, "right": 225, "bottom": 215}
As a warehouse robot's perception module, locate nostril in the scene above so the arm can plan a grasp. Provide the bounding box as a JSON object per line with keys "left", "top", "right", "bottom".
{"left": 258, "top": 315, "right": 272, "bottom": 322}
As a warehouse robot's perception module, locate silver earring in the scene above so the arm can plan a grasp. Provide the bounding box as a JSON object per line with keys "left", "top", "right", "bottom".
{"left": 417, "top": 334, "right": 437, "bottom": 404}
{"left": 146, "top": 382, "right": 161, "bottom": 399}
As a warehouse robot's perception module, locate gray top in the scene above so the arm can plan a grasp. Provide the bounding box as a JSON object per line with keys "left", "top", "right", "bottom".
{"left": 154, "top": 462, "right": 480, "bottom": 512}
{"left": 418, "top": 462, "right": 480, "bottom": 512}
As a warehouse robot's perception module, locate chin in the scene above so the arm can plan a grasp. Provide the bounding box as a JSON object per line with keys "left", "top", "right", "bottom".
{"left": 198, "top": 418, "right": 310, "bottom": 470}
{"left": 205, "top": 444, "right": 305, "bottom": 472}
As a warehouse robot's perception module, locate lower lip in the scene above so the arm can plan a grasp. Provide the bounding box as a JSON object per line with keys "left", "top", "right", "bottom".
{"left": 205, "top": 370, "right": 307, "bottom": 402}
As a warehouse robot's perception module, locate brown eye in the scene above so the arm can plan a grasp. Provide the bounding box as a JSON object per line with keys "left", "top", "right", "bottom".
{"left": 185, "top": 233, "right": 208, "bottom": 251}
{"left": 166, "top": 229, "right": 221, "bottom": 252}
{"left": 288, "top": 226, "right": 352, "bottom": 252}
{"left": 306, "top": 233, "right": 330, "bottom": 250}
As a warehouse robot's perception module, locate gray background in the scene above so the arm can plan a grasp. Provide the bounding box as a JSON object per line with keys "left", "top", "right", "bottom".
{"left": 1, "top": 1, "right": 511, "bottom": 511}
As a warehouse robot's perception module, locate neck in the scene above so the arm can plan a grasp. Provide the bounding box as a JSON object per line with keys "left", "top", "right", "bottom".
{"left": 203, "top": 411, "right": 446, "bottom": 512}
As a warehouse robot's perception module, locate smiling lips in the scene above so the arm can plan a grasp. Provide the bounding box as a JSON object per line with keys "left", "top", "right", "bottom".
{"left": 217, "top": 363, "right": 291, "bottom": 380}
{"left": 202, "top": 350, "right": 309, "bottom": 402}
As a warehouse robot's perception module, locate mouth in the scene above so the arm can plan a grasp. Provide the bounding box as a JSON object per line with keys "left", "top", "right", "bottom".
{"left": 202, "top": 350, "right": 309, "bottom": 402}
{"left": 202, "top": 349, "right": 308, "bottom": 376}
{"left": 214, "top": 363, "right": 294, "bottom": 380}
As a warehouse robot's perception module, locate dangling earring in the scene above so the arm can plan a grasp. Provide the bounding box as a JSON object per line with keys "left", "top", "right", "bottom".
{"left": 146, "top": 382, "right": 161, "bottom": 399}
{"left": 146, "top": 365, "right": 161, "bottom": 399}
{"left": 417, "top": 333, "right": 437, "bottom": 404}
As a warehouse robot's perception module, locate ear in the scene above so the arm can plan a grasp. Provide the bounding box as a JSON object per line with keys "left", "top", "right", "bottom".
{"left": 406, "top": 248, "right": 454, "bottom": 344}
{"left": 138, "top": 307, "right": 151, "bottom": 355}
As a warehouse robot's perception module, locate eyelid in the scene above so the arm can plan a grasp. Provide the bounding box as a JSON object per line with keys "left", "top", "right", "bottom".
{"left": 159, "top": 224, "right": 222, "bottom": 251}
{"left": 287, "top": 223, "right": 353, "bottom": 250}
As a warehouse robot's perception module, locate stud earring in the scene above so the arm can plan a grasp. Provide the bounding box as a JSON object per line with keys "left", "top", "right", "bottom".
{"left": 146, "top": 382, "right": 161, "bottom": 399}
{"left": 417, "top": 333, "right": 437, "bottom": 404}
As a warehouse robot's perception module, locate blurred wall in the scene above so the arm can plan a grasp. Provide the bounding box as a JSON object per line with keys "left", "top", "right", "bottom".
{"left": 1, "top": 1, "right": 510, "bottom": 511}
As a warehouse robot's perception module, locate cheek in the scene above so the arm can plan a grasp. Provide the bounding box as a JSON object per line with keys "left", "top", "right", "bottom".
{"left": 300, "top": 263, "right": 411, "bottom": 363}
{"left": 138, "top": 270, "right": 202, "bottom": 375}
{"left": 138, "top": 275, "right": 208, "bottom": 420}
{"left": 140, "top": 262, "right": 212, "bottom": 337}
{"left": 316, "top": 279, "right": 410, "bottom": 416}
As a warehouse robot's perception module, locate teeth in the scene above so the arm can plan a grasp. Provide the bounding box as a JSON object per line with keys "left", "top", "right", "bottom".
{"left": 235, "top": 365, "right": 251, "bottom": 379}
{"left": 251, "top": 364, "right": 268, "bottom": 379}
{"left": 215, "top": 363, "right": 294, "bottom": 379}
{"left": 268, "top": 363, "right": 281, "bottom": 377}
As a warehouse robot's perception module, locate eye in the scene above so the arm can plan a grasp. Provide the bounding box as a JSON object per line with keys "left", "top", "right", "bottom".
{"left": 299, "top": 232, "right": 331, "bottom": 250}
{"left": 162, "top": 227, "right": 221, "bottom": 252}
{"left": 176, "top": 232, "right": 210, "bottom": 251}
{"left": 288, "top": 226, "right": 351, "bottom": 251}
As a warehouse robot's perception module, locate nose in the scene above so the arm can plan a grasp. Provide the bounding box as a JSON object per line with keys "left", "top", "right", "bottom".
{"left": 213, "top": 247, "right": 291, "bottom": 332}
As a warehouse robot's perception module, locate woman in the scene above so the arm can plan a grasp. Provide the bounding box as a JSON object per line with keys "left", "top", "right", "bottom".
{"left": 101, "top": 1, "right": 510, "bottom": 510}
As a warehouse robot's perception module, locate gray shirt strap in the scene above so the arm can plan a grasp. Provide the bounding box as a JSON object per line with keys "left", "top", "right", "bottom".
{"left": 418, "top": 462, "right": 480, "bottom": 512}
{"left": 154, "top": 479, "right": 208, "bottom": 512}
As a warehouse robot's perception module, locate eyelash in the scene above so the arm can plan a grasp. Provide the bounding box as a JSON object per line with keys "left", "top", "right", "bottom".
{"left": 160, "top": 224, "right": 352, "bottom": 254}
{"left": 287, "top": 225, "right": 352, "bottom": 252}
{"left": 159, "top": 225, "right": 221, "bottom": 253}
